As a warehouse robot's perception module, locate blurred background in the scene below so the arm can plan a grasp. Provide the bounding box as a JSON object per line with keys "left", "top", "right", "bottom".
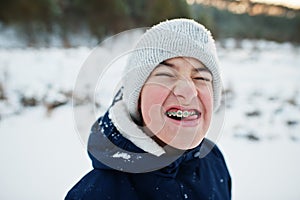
{"left": 0, "top": 0, "right": 299, "bottom": 47}
{"left": 0, "top": 0, "right": 300, "bottom": 200}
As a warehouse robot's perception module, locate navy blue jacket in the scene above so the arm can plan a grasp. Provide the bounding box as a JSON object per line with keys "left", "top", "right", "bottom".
{"left": 65, "top": 111, "right": 231, "bottom": 200}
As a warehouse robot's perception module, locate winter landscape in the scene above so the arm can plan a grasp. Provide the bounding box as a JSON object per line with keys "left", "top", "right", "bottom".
{"left": 0, "top": 33, "right": 300, "bottom": 200}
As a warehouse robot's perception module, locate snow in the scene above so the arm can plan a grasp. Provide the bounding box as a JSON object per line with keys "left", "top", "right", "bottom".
{"left": 0, "top": 35, "right": 300, "bottom": 199}
{"left": 220, "top": 138, "right": 300, "bottom": 200}
{"left": 0, "top": 106, "right": 91, "bottom": 200}
{"left": 112, "top": 152, "right": 131, "bottom": 160}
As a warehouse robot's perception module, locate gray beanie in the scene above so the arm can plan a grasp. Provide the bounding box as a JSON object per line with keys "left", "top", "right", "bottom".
{"left": 123, "top": 18, "right": 222, "bottom": 122}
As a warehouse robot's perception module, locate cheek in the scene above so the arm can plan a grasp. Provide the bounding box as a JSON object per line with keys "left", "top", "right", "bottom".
{"left": 198, "top": 85, "right": 213, "bottom": 113}
{"left": 140, "top": 84, "right": 170, "bottom": 124}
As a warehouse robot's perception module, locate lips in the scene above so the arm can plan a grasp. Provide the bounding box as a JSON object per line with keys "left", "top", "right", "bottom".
{"left": 165, "top": 108, "right": 201, "bottom": 121}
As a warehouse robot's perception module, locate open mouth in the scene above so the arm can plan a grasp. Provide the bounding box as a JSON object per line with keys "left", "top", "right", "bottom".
{"left": 165, "top": 108, "right": 200, "bottom": 121}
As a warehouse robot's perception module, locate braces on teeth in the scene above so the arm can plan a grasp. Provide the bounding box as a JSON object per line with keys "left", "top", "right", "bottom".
{"left": 166, "top": 110, "right": 196, "bottom": 118}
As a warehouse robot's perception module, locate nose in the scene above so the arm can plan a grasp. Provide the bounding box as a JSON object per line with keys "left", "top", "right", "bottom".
{"left": 173, "top": 78, "right": 197, "bottom": 105}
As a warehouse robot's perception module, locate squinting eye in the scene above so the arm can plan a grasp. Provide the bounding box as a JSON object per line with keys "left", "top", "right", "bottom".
{"left": 155, "top": 73, "right": 175, "bottom": 77}
{"left": 194, "top": 77, "right": 211, "bottom": 82}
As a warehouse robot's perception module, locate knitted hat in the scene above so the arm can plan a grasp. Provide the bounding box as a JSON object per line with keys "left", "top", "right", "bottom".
{"left": 123, "top": 18, "right": 222, "bottom": 122}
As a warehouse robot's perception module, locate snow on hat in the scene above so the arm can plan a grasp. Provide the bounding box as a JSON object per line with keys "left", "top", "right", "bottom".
{"left": 123, "top": 18, "right": 222, "bottom": 122}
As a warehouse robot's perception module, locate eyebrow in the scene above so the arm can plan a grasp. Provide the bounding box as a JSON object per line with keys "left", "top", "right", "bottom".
{"left": 159, "top": 61, "right": 212, "bottom": 76}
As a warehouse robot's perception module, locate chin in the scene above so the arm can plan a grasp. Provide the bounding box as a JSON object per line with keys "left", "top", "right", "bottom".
{"left": 171, "top": 138, "right": 204, "bottom": 150}
{"left": 158, "top": 131, "right": 205, "bottom": 150}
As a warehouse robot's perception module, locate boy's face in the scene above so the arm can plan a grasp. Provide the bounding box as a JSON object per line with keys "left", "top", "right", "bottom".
{"left": 140, "top": 57, "right": 213, "bottom": 150}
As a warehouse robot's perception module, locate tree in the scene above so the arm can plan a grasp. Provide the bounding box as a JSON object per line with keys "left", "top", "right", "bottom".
{"left": 145, "top": 0, "right": 191, "bottom": 25}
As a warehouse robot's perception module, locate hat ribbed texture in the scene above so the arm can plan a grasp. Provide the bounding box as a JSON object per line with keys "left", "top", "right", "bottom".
{"left": 123, "top": 18, "right": 222, "bottom": 122}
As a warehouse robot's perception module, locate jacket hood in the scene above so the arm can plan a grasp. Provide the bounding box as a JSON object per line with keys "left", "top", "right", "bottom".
{"left": 88, "top": 108, "right": 216, "bottom": 174}
{"left": 87, "top": 88, "right": 216, "bottom": 173}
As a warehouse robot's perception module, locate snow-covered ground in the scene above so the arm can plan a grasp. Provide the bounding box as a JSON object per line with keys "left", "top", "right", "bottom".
{"left": 0, "top": 37, "right": 300, "bottom": 199}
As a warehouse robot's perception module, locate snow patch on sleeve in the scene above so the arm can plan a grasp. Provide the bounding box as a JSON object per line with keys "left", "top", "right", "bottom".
{"left": 112, "top": 152, "right": 131, "bottom": 160}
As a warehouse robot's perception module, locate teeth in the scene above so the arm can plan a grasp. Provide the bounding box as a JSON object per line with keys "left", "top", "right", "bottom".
{"left": 177, "top": 110, "right": 182, "bottom": 117}
{"left": 182, "top": 111, "right": 188, "bottom": 117}
{"left": 166, "top": 110, "right": 197, "bottom": 118}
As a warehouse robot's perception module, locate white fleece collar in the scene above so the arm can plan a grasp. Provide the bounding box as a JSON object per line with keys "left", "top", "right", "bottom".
{"left": 109, "top": 100, "right": 165, "bottom": 157}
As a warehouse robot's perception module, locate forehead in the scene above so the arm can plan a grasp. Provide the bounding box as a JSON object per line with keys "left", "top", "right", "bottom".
{"left": 156, "top": 57, "right": 212, "bottom": 75}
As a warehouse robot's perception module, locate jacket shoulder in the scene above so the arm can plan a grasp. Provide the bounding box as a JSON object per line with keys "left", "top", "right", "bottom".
{"left": 200, "top": 138, "right": 227, "bottom": 163}
{"left": 65, "top": 169, "right": 138, "bottom": 200}
{"left": 201, "top": 138, "right": 232, "bottom": 199}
